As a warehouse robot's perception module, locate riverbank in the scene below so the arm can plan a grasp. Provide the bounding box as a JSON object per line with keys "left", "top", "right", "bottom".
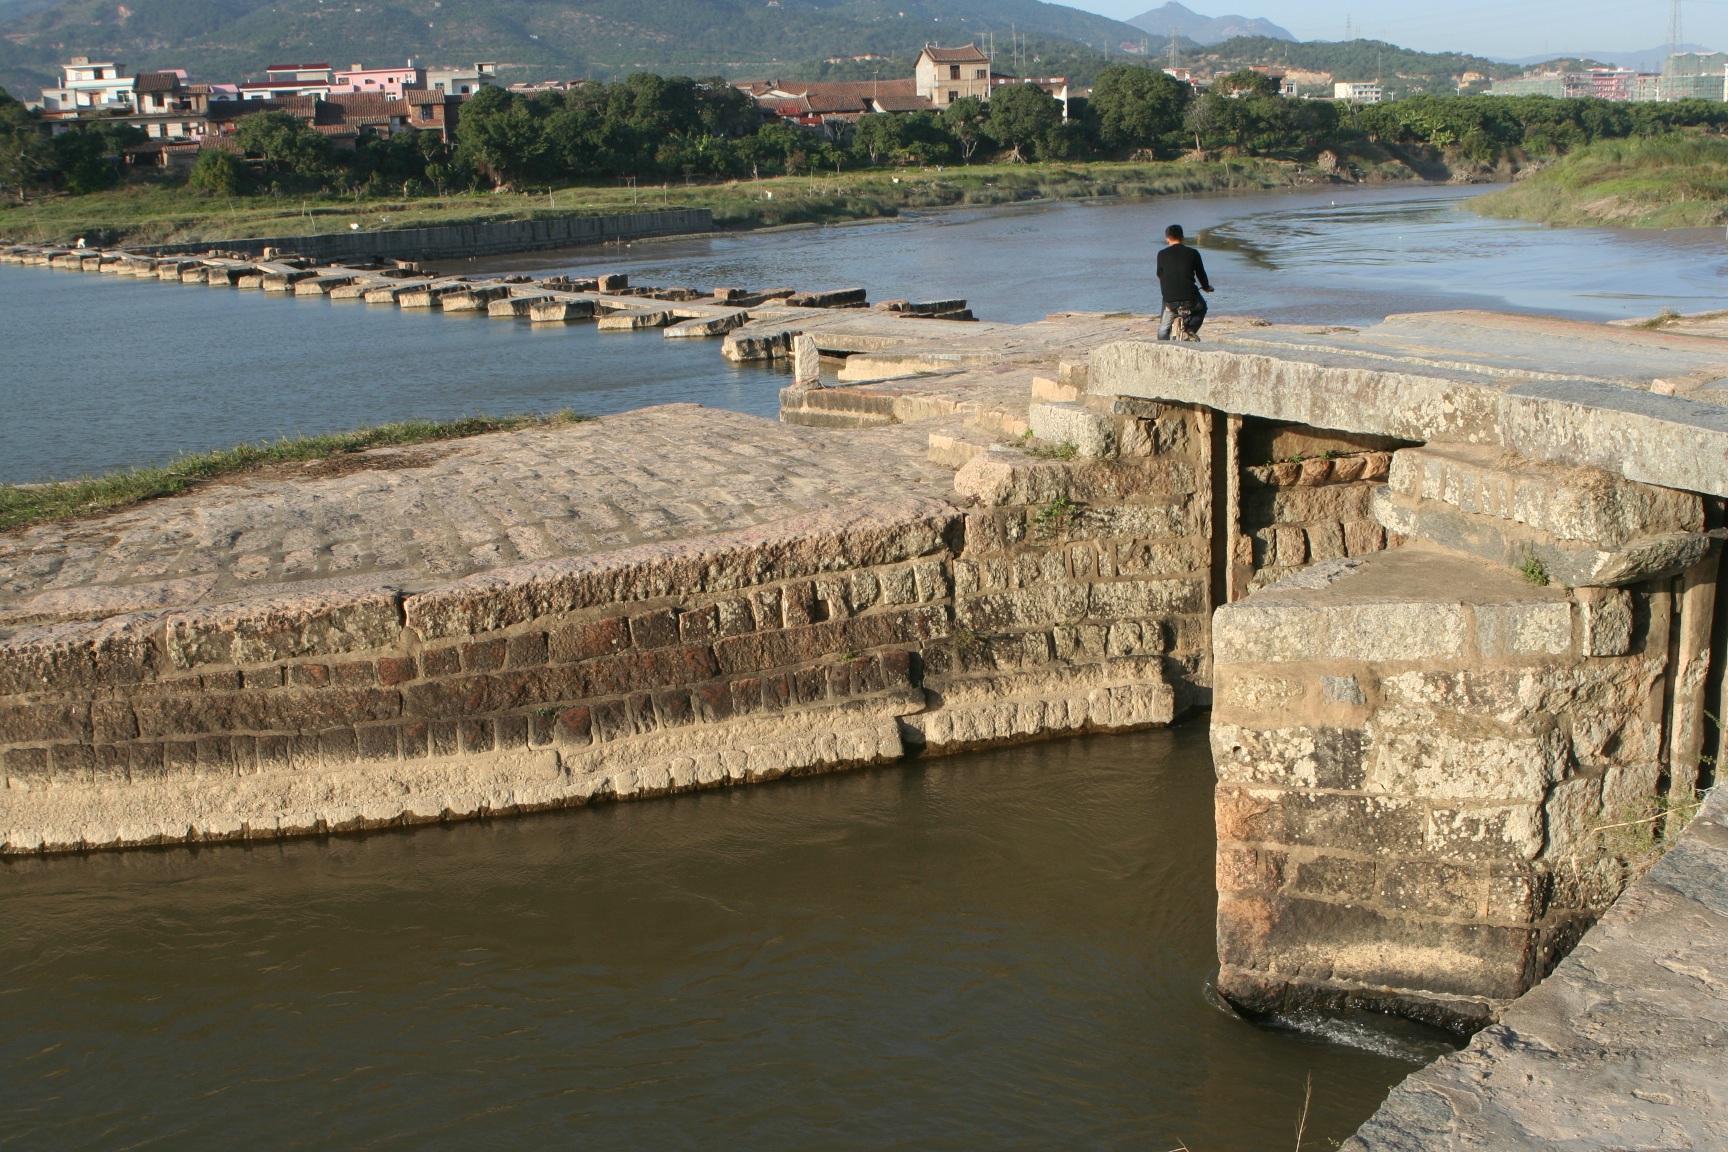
{"left": 0, "top": 157, "right": 1407, "bottom": 247}
{"left": 1471, "top": 135, "right": 1728, "bottom": 228}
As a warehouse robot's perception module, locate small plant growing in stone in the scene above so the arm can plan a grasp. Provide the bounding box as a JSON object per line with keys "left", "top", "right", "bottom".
{"left": 1517, "top": 552, "right": 1550, "bottom": 586}
{"left": 1020, "top": 428, "right": 1035, "bottom": 442}
{"left": 1024, "top": 440, "right": 1078, "bottom": 461}
{"left": 534, "top": 705, "right": 561, "bottom": 720}
{"left": 1286, "top": 452, "right": 1306, "bottom": 464}
{"left": 1031, "top": 495, "right": 1078, "bottom": 539}
{"left": 1319, "top": 449, "right": 1338, "bottom": 460}
{"left": 953, "top": 626, "right": 982, "bottom": 655}
{"left": 1638, "top": 306, "right": 1683, "bottom": 329}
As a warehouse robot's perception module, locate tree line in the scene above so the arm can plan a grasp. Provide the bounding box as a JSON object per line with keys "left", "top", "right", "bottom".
{"left": 7, "top": 65, "right": 1728, "bottom": 201}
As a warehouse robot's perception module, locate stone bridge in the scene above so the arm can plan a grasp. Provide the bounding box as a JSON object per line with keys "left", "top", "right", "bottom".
{"left": 2, "top": 266, "right": 1725, "bottom": 1146}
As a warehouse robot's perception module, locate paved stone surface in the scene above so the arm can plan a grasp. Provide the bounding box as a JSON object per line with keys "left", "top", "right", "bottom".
{"left": 1090, "top": 310, "right": 1728, "bottom": 498}
{"left": 1345, "top": 785, "right": 1728, "bottom": 1151}
{"left": 0, "top": 405, "right": 951, "bottom": 627}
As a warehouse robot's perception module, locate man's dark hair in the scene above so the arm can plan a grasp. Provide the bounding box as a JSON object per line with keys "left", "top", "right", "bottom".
{"left": 1165, "top": 224, "right": 1184, "bottom": 239}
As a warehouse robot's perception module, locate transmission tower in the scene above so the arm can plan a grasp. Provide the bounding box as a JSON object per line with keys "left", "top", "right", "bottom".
{"left": 1669, "top": 0, "right": 1683, "bottom": 58}
{"left": 1168, "top": 28, "right": 1179, "bottom": 70}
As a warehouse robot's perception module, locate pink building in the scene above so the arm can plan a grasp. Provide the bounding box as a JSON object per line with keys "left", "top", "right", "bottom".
{"left": 1590, "top": 68, "right": 1639, "bottom": 101}
{"left": 333, "top": 62, "right": 427, "bottom": 98}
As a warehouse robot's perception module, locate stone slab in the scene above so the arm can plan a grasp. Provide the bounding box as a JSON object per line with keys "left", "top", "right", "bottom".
{"left": 1345, "top": 786, "right": 1728, "bottom": 1151}
{"left": 1089, "top": 315, "right": 1728, "bottom": 498}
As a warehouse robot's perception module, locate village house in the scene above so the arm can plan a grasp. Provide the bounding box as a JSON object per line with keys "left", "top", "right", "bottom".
{"left": 333, "top": 62, "right": 426, "bottom": 98}
{"left": 914, "top": 43, "right": 991, "bottom": 107}
{"left": 35, "top": 57, "right": 134, "bottom": 112}
{"left": 426, "top": 64, "right": 498, "bottom": 96}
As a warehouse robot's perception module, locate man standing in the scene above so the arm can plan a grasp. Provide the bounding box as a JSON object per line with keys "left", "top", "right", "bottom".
{"left": 1155, "top": 224, "right": 1214, "bottom": 341}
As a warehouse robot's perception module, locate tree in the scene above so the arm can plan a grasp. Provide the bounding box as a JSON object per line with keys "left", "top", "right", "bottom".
{"left": 985, "top": 83, "right": 1063, "bottom": 162}
{"left": 233, "top": 110, "right": 333, "bottom": 177}
{"left": 1090, "top": 64, "right": 1190, "bottom": 156}
{"left": 454, "top": 86, "right": 549, "bottom": 189}
{"left": 1184, "top": 93, "right": 1220, "bottom": 152}
{"left": 0, "top": 85, "right": 49, "bottom": 200}
{"left": 1214, "top": 68, "right": 1282, "bottom": 98}
{"left": 188, "top": 147, "right": 247, "bottom": 195}
{"left": 851, "top": 114, "right": 904, "bottom": 166}
{"left": 941, "top": 95, "right": 989, "bottom": 162}
{"left": 47, "top": 122, "right": 143, "bottom": 194}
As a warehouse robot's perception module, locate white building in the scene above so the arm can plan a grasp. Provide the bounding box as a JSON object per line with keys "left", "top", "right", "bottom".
{"left": 1333, "top": 81, "right": 1382, "bottom": 104}
{"left": 36, "top": 58, "right": 134, "bottom": 112}
{"left": 426, "top": 63, "right": 498, "bottom": 96}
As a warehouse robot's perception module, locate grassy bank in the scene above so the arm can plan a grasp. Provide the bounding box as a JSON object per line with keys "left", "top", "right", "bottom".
{"left": 1472, "top": 135, "right": 1728, "bottom": 228}
{"left": 0, "top": 158, "right": 1401, "bottom": 247}
{"left": 1, "top": 411, "right": 585, "bottom": 533}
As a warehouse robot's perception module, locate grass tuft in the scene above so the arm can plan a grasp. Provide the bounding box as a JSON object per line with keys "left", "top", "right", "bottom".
{"left": 0, "top": 410, "right": 588, "bottom": 533}
{"left": 1516, "top": 552, "right": 1551, "bottom": 587}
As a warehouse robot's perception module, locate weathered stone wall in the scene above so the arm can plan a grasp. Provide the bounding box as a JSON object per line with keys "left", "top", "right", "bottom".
{"left": 0, "top": 460, "right": 1206, "bottom": 853}
{"left": 113, "top": 209, "right": 713, "bottom": 263}
{"left": 1209, "top": 544, "right": 1676, "bottom": 1031}
{"left": 1344, "top": 784, "right": 1728, "bottom": 1150}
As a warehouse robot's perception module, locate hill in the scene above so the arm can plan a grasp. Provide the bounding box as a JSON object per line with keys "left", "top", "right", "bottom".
{"left": 0, "top": 0, "right": 1151, "bottom": 99}
{"left": 1128, "top": 2, "right": 1291, "bottom": 46}
{"left": 1189, "top": 36, "right": 1523, "bottom": 96}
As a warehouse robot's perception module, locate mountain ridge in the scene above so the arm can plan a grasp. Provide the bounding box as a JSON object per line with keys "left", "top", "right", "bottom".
{"left": 1127, "top": 2, "right": 1291, "bottom": 46}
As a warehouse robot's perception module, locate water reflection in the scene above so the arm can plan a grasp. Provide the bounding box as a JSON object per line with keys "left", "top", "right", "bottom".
{"left": 0, "top": 727, "right": 1446, "bottom": 1151}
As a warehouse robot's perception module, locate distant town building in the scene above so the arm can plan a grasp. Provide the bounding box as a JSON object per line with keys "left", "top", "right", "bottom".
{"left": 914, "top": 43, "right": 991, "bottom": 107}
{"left": 1659, "top": 52, "right": 1728, "bottom": 100}
{"left": 991, "top": 74, "right": 1073, "bottom": 117}
{"left": 426, "top": 63, "right": 498, "bottom": 96}
{"left": 1488, "top": 71, "right": 1593, "bottom": 98}
{"left": 334, "top": 62, "right": 427, "bottom": 98}
{"left": 240, "top": 63, "right": 339, "bottom": 101}
{"left": 1333, "top": 81, "right": 1382, "bottom": 103}
{"left": 37, "top": 58, "right": 135, "bottom": 112}
{"left": 1590, "top": 68, "right": 1639, "bottom": 101}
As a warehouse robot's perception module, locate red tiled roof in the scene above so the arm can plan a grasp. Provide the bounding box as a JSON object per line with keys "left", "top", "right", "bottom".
{"left": 920, "top": 44, "right": 989, "bottom": 63}
{"left": 870, "top": 93, "right": 935, "bottom": 112}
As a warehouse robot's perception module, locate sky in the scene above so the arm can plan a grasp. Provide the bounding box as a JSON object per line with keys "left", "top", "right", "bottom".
{"left": 1063, "top": 0, "right": 1720, "bottom": 60}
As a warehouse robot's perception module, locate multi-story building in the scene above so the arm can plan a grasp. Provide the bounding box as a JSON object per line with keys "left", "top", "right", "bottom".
{"left": 1660, "top": 52, "right": 1728, "bottom": 100}
{"left": 1487, "top": 71, "right": 1593, "bottom": 98}
{"left": 991, "top": 74, "right": 1072, "bottom": 117}
{"left": 1590, "top": 68, "right": 1640, "bottom": 101}
{"left": 1333, "top": 81, "right": 1382, "bottom": 103}
{"left": 426, "top": 64, "right": 498, "bottom": 96}
{"left": 35, "top": 58, "right": 134, "bottom": 112}
{"left": 240, "top": 64, "right": 339, "bottom": 101}
{"left": 334, "top": 62, "right": 427, "bottom": 98}
{"left": 914, "top": 44, "right": 991, "bottom": 108}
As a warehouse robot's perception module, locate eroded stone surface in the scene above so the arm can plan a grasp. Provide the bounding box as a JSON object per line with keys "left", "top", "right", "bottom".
{"left": 1345, "top": 788, "right": 1728, "bottom": 1151}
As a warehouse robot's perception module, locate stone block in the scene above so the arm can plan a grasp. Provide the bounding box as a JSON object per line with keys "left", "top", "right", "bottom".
{"left": 1028, "top": 402, "right": 1117, "bottom": 458}
{"left": 549, "top": 617, "right": 630, "bottom": 663}
{"left": 506, "top": 631, "right": 548, "bottom": 669}
{"left": 1577, "top": 586, "right": 1634, "bottom": 656}
{"left": 1290, "top": 854, "right": 1376, "bottom": 901}
{"left": 1212, "top": 725, "right": 1366, "bottom": 790}
{"left": 1378, "top": 859, "right": 1482, "bottom": 918}
{"left": 1374, "top": 487, "right": 1716, "bottom": 589}
{"left": 1217, "top": 844, "right": 1287, "bottom": 893}
{"left": 162, "top": 588, "right": 403, "bottom": 669}
{"left": 1387, "top": 442, "right": 1704, "bottom": 547}
{"left": 629, "top": 608, "right": 680, "bottom": 650}
{"left": 1475, "top": 602, "right": 1572, "bottom": 658}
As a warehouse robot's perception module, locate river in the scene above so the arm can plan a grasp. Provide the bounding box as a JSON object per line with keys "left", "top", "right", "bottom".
{"left": 4, "top": 182, "right": 1728, "bottom": 484}
{"left": 0, "top": 726, "right": 1455, "bottom": 1150}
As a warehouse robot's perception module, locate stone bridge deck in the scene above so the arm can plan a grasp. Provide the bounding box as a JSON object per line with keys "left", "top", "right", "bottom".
{"left": 0, "top": 407, "right": 952, "bottom": 629}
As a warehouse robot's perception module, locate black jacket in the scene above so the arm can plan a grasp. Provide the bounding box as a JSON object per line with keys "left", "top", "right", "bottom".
{"left": 1156, "top": 243, "right": 1212, "bottom": 303}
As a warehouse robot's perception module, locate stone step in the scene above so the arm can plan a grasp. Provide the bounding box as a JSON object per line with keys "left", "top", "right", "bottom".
{"left": 528, "top": 299, "right": 597, "bottom": 323}
{"left": 596, "top": 309, "right": 674, "bottom": 331}
{"left": 1385, "top": 443, "right": 1702, "bottom": 548}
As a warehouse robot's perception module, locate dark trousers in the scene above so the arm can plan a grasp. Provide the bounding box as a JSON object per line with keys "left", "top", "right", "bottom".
{"left": 1158, "top": 295, "right": 1207, "bottom": 340}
